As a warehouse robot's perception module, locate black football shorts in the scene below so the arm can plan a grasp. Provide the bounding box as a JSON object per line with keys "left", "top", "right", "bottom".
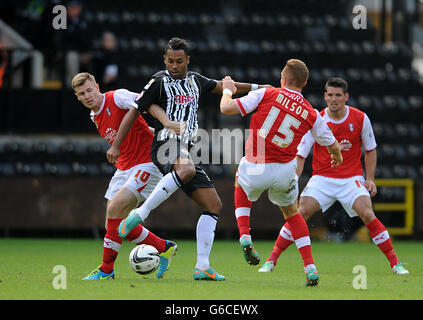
{"left": 150, "top": 137, "right": 214, "bottom": 196}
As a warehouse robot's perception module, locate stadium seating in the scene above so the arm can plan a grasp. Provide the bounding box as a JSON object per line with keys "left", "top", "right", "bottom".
{"left": 0, "top": 136, "right": 115, "bottom": 176}
{"left": 1, "top": 0, "right": 423, "bottom": 184}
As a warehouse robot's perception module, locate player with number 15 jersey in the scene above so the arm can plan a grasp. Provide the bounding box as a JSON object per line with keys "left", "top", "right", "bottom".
{"left": 237, "top": 86, "right": 334, "bottom": 164}
{"left": 220, "top": 59, "right": 342, "bottom": 286}
{"left": 232, "top": 82, "right": 336, "bottom": 206}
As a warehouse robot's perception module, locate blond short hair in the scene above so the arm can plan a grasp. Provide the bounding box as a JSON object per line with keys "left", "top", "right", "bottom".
{"left": 282, "top": 59, "right": 309, "bottom": 89}
{"left": 71, "top": 72, "right": 96, "bottom": 91}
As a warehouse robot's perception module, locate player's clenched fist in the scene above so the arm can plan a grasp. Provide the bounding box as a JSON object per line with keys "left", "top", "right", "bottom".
{"left": 106, "top": 145, "right": 120, "bottom": 164}
{"left": 222, "top": 76, "right": 237, "bottom": 94}
{"left": 330, "top": 153, "right": 343, "bottom": 167}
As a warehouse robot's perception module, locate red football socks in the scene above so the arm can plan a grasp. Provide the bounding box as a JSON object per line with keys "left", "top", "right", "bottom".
{"left": 285, "top": 214, "right": 314, "bottom": 267}
{"left": 140, "top": 230, "right": 167, "bottom": 253}
{"left": 100, "top": 218, "right": 167, "bottom": 274}
{"left": 234, "top": 185, "right": 252, "bottom": 237}
{"left": 366, "top": 218, "right": 399, "bottom": 268}
{"left": 101, "top": 218, "right": 123, "bottom": 274}
{"left": 268, "top": 223, "right": 294, "bottom": 265}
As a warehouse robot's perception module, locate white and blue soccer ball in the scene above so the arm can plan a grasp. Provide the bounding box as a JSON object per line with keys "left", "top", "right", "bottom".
{"left": 129, "top": 244, "right": 160, "bottom": 275}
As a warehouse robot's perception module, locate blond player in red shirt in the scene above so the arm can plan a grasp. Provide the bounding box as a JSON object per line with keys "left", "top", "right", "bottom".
{"left": 259, "top": 77, "right": 409, "bottom": 275}
{"left": 72, "top": 72, "right": 183, "bottom": 280}
{"left": 220, "top": 60, "right": 343, "bottom": 286}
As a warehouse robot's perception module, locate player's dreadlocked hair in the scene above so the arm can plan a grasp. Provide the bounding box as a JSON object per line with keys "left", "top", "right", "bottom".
{"left": 325, "top": 77, "right": 348, "bottom": 94}
{"left": 165, "top": 37, "right": 190, "bottom": 55}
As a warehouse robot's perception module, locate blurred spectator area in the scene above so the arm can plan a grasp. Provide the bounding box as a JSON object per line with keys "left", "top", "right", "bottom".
{"left": 0, "top": 0, "right": 422, "bottom": 178}
{"left": 1, "top": 0, "right": 423, "bottom": 237}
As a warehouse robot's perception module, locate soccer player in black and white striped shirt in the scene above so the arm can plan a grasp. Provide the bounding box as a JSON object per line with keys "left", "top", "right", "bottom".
{"left": 108, "top": 37, "right": 268, "bottom": 280}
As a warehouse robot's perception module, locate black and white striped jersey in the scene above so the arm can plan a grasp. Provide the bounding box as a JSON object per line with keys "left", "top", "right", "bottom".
{"left": 134, "top": 70, "right": 217, "bottom": 144}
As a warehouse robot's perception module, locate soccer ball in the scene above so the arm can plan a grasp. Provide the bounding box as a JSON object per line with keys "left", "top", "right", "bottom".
{"left": 129, "top": 244, "right": 160, "bottom": 275}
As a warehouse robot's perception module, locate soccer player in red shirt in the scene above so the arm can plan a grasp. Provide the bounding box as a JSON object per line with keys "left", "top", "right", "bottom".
{"left": 220, "top": 59, "right": 343, "bottom": 286}
{"left": 72, "top": 72, "right": 183, "bottom": 280}
{"left": 259, "top": 77, "right": 409, "bottom": 275}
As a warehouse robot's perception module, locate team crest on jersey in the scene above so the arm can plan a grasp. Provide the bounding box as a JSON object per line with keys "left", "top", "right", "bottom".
{"left": 106, "top": 107, "right": 111, "bottom": 116}
{"left": 339, "top": 139, "right": 352, "bottom": 151}
{"left": 349, "top": 123, "right": 354, "bottom": 131}
{"left": 104, "top": 128, "right": 117, "bottom": 144}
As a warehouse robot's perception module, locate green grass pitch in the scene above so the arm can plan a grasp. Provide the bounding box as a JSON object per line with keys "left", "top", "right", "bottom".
{"left": 0, "top": 238, "right": 422, "bottom": 300}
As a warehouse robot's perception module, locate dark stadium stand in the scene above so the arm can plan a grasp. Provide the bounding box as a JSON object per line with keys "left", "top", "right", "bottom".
{"left": 1, "top": 0, "right": 422, "bottom": 236}
{"left": 1, "top": 0, "right": 422, "bottom": 180}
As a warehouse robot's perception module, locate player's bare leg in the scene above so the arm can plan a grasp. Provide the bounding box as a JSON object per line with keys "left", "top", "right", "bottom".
{"left": 189, "top": 187, "right": 225, "bottom": 281}
{"left": 353, "top": 196, "right": 409, "bottom": 274}
{"left": 173, "top": 156, "right": 196, "bottom": 183}
{"left": 298, "top": 196, "right": 321, "bottom": 220}
{"left": 190, "top": 186, "right": 222, "bottom": 214}
{"left": 106, "top": 187, "right": 138, "bottom": 221}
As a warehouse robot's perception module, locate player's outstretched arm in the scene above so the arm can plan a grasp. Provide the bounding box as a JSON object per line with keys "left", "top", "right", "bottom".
{"left": 106, "top": 107, "right": 140, "bottom": 164}
{"left": 219, "top": 76, "right": 240, "bottom": 115}
{"left": 326, "top": 140, "right": 343, "bottom": 167}
{"left": 213, "top": 79, "right": 271, "bottom": 95}
{"left": 147, "top": 104, "right": 186, "bottom": 135}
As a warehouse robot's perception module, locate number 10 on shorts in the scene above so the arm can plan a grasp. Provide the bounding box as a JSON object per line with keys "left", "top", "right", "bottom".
{"left": 135, "top": 170, "right": 150, "bottom": 193}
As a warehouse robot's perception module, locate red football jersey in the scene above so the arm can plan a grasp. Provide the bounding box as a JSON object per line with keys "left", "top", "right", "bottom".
{"left": 90, "top": 90, "right": 153, "bottom": 170}
{"left": 235, "top": 87, "right": 334, "bottom": 163}
{"left": 297, "top": 106, "right": 377, "bottom": 178}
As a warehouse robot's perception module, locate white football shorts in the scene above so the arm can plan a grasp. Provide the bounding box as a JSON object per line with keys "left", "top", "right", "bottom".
{"left": 300, "top": 175, "right": 371, "bottom": 217}
{"left": 236, "top": 157, "right": 298, "bottom": 207}
{"left": 105, "top": 162, "right": 163, "bottom": 205}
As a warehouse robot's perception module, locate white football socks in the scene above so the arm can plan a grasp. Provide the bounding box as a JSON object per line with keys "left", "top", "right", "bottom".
{"left": 195, "top": 213, "right": 218, "bottom": 270}
{"left": 135, "top": 171, "right": 182, "bottom": 221}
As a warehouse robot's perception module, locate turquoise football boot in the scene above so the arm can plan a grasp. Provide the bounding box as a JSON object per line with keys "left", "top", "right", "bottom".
{"left": 82, "top": 266, "right": 115, "bottom": 280}
{"left": 258, "top": 260, "right": 275, "bottom": 273}
{"left": 157, "top": 240, "right": 178, "bottom": 279}
{"left": 193, "top": 267, "right": 225, "bottom": 281}
{"left": 118, "top": 209, "right": 144, "bottom": 238}
{"left": 305, "top": 267, "right": 319, "bottom": 287}
{"left": 239, "top": 235, "right": 260, "bottom": 265}
{"left": 392, "top": 263, "right": 409, "bottom": 275}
